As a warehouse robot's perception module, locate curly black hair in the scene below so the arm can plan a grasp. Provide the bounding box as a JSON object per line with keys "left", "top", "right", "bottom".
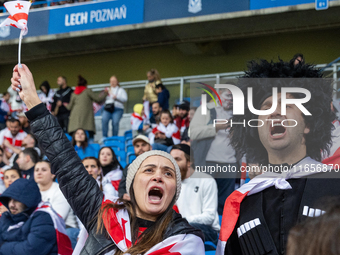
{"left": 230, "top": 59, "right": 335, "bottom": 164}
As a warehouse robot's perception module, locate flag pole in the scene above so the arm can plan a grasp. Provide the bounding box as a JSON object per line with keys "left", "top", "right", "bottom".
{"left": 18, "top": 29, "right": 23, "bottom": 65}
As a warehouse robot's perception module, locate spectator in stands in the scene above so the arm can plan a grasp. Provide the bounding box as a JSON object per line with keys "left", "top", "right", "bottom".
{"left": 67, "top": 75, "right": 107, "bottom": 139}
{"left": 51, "top": 76, "right": 73, "bottom": 133}
{"left": 118, "top": 134, "right": 152, "bottom": 200}
{"left": 102, "top": 75, "right": 128, "bottom": 138}
{"left": 0, "top": 92, "right": 10, "bottom": 130}
{"left": 38, "top": 81, "right": 54, "bottom": 112}
{"left": 143, "top": 69, "right": 162, "bottom": 119}
{"left": 217, "top": 60, "right": 339, "bottom": 255}
{"left": 190, "top": 87, "right": 237, "bottom": 215}
{"left": 72, "top": 128, "right": 97, "bottom": 160}
{"left": 149, "top": 102, "right": 162, "bottom": 128}
{"left": 7, "top": 86, "right": 23, "bottom": 117}
{"left": 0, "top": 147, "right": 5, "bottom": 169}
{"left": 181, "top": 107, "right": 196, "bottom": 145}
{"left": 155, "top": 83, "right": 169, "bottom": 110}
{"left": 0, "top": 179, "right": 60, "bottom": 254}
{"left": 174, "top": 100, "right": 190, "bottom": 134}
{"left": 290, "top": 53, "right": 305, "bottom": 66}
{"left": 98, "top": 147, "right": 123, "bottom": 194}
{"left": 82, "top": 157, "right": 117, "bottom": 196}
{"left": 171, "top": 144, "right": 220, "bottom": 246}
{"left": 34, "top": 160, "right": 79, "bottom": 249}
{"left": 17, "top": 111, "right": 30, "bottom": 133}
{"left": 172, "top": 104, "right": 179, "bottom": 119}
{"left": 16, "top": 148, "right": 39, "bottom": 181}
{"left": 2, "top": 133, "right": 40, "bottom": 169}
{"left": 11, "top": 63, "right": 205, "bottom": 255}
{"left": 0, "top": 168, "right": 22, "bottom": 216}
{"left": 149, "top": 110, "right": 180, "bottom": 152}
{"left": 131, "top": 103, "right": 148, "bottom": 136}
{"left": 3, "top": 168, "right": 21, "bottom": 188}
{"left": 0, "top": 118, "right": 27, "bottom": 160}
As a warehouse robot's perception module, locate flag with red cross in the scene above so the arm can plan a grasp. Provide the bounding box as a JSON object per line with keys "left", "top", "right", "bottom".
{"left": 0, "top": 1, "right": 32, "bottom": 36}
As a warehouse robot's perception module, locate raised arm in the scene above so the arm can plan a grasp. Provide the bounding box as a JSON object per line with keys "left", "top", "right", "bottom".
{"left": 11, "top": 64, "right": 103, "bottom": 231}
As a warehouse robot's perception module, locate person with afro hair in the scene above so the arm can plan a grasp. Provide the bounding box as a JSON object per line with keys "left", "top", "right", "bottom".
{"left": 216, "top": 59, "right": 340, "bottom": 255}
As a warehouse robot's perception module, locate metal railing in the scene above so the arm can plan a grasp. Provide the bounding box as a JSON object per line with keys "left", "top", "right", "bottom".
{"left": 88, "top": 62, "right": 340, "bottom": 114}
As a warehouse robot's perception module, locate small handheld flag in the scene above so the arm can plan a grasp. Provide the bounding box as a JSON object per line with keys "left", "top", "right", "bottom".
{"left": 0, "top": 0, "right": 32, "bottom": 65}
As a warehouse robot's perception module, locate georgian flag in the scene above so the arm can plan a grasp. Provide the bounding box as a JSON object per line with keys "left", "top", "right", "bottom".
{"left": 101, "top": 197, "right": 205, "bottom": 255}
{"left": 216, "top": 157, "right": 331, "bottom": 255}
{"left": 0, "top": 1, "right": 31, "bottom": 36}
{"left": 33, "top": 202, "right": 73, "bottom": 255}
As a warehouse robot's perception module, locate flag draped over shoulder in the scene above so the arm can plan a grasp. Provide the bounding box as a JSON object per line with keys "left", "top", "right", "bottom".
{"left": 0, "top": 1, "right": 31, "bottom": 36}
{"left": 33, "top": 201, "right": 73, "bottom": 255}
{"left": 216, "top": 157, "right": 331, "bottom": 255}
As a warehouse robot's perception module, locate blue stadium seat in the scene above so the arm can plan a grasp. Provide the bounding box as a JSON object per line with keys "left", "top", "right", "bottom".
{"left": 127, "top": 152, "right": 136, "bottom": 164}
{"left": 104, "top": 141, "right": 125, "bottom": 151}
{"left": 120, "top": 161, "right": 127, "bottom": 169}
{"left": 205, "top": 251, "right": 216, "bottom": 255}
{"left": 103, "top": 136, "right": 125, "bottom": 144}
{"left": 126, "top": 139, "right": 133, "bottom": 147}
{"left": 127, "top": 145, "right": 134, "bottom": 154}
{"left": 124, "top": 130, "right": 133, "bottom": 140}
{"left": 109, "top": 146, "right": 119, "bottom": 155}
{"left": 115, "top": 150, "right": 126, "bottom": 162}
{"left": 125, "top": 137, "right": 133, "bottom": 146}
{"left": 90, "top": 143, "right": 101, "bottom": 157}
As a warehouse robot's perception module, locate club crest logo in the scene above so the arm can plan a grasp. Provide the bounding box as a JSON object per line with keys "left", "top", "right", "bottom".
{"left": 188, "top": 0, "right": 202, "bottom": 14}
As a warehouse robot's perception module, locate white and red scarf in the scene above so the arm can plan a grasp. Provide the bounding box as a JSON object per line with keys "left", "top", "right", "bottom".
{"left": 131, "top": 113, "right": 146, "bottom": 131}
{"left": 149, "top": 123, "right": 181, "bottom": 145}
{"left": 33, "top": 201, "right": 73, "bottom": 255}
{"left": 102, "top": 168, "right": 122, "bottom": 192}
{"left": 216, "top": 157, "right": 331, "bottom": 255}
{"left": 101, "top": 196, "right": 205, "bottom": 255}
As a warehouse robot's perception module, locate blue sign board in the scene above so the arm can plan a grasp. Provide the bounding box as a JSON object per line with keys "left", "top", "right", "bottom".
{"left": 0, "top": 10, "right": 49, "bottom": 41}
{"left": 315, "top": 0, "right": 328, "bottom": 10}
{"left": 144, "top": 0, "right": 249, "bottom": 22}
{"left": 250, "top": 0, "right": 314, "bottom": 10}
{"left": 48, "top": 0, "right": 144, "bottom": 34}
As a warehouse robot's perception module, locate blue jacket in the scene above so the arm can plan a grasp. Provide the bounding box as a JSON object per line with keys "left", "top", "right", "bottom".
{"left": 158, "top": 88, "right": 170, "bottom": 110}
{"left": 0, "top": 179, "right": 58, "bottom": 255}
{"left": 74, "top": 144, "right": 99, "bottom": 160}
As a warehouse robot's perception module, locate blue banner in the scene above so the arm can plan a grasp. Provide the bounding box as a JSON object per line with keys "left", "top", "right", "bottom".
{"left": 250, "top": 0, "right": 313, "bottom": 10}
{"left": 144, "top": 0, "right": 249, "bottom": 22}
{"left": 0, "top": 10, "right": 49, "bottom": 41}
{"left": 48, "top": 0, "right": 144, "bottom": 34}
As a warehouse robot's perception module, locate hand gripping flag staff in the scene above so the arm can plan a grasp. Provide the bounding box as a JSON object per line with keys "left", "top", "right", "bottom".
{"left": 0, "top": 0, "right": 32, "bottom": 65}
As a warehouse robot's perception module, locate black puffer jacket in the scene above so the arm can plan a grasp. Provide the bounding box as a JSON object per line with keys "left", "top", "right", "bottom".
{"left": 27, "top": 103, "right": 203, "bottom": 255}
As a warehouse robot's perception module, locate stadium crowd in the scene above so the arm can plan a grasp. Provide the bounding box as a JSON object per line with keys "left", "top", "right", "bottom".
{"left": 0, "top": 55, "right": 340, "bottom": 255}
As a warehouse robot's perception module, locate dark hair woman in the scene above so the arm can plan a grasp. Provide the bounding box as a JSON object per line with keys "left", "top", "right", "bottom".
{"left": 38, "top": 81, "right": 54, "bottom": 112}
{"left": 98, "top": 146, "right": 123, "bottom": 195}
{"left": 71, "top": 128, "right": 98, "bottom": 159}
{"left": 11, "top": 64, "right": 204, "bottom": 255}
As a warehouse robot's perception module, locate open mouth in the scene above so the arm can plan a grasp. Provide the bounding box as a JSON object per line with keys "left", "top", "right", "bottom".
{"left": 148, "top": 187, "right": 163, "bottom": 202}
{"left": 271, "top": 122, "right": 286, "bottom": 137}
